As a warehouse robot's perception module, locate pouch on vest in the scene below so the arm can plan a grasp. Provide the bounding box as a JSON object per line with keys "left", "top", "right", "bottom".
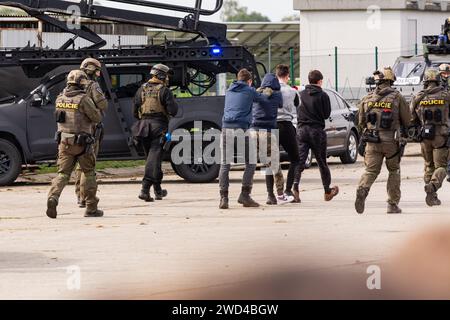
{"left": 75, "top": 133, "right": 95, "bottom": 147}
{"left": 422, "top": 124, "right": 436, "bottom": 140}
{"left": 60, "top": 132, "right": 76, "bottom": 145}
{"left": 424, "top": 109, "right": 434, "bottom": 122}
{"left": 380, "top": 109, "right": 393, "bottom": 129}
{"left": 434, "top": 109, "right": 443, "bottom": 123}
{"left": 55, "top": 110, "right": 66, "bottom": 123}
{"left": 367, "top": 112, "right": 377, "bottom": 126}
{"left": 362, "top": 130, "right": 381, "bottom": 143}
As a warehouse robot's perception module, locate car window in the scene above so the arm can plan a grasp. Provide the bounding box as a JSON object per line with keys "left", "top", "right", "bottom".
{"left": 47, "top": 80, "right": 66, "bottom": 104}
{"left": 110, "top": 73, "right": 146, "bottom": 98}
{"left": 328, "top": 92, "right": 341, "bottom": 111}
{"left": 334, "top": 93, "right": 348, "bottom": 110}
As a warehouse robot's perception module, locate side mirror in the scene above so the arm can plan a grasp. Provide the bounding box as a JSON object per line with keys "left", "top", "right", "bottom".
{"left": 30, "top": 93, "right": 43, "bottom": 107}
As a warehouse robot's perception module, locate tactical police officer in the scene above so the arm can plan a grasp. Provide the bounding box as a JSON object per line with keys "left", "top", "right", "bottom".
{"left": 410, "top": 68, "right": 450, "bottom": 206}
{"left": 132, "top": 64, "right": 178, "bottom": 202}
{"left": 74, "top": 58, "right": 108, "bottom": 208}
{"left": 47, "top": 70, "right": 103, "bottom": 219}
{"left": 355, "top": 67, "right": 411, "bottom": 214}
{"left": 440, "top": 64, "right": 450, "bottom": 182}
{"left": 439, "top": 64, "right": 450, "bottom": 90}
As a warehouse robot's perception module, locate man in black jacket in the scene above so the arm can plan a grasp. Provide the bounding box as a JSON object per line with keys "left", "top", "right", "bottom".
{"left": 294, "top": 70, "right": 339, "bottom": 202}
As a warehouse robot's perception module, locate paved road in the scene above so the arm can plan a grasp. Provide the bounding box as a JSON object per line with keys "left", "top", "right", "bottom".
{"left": 1, "top": 146, "right": 450, "bottom": 299}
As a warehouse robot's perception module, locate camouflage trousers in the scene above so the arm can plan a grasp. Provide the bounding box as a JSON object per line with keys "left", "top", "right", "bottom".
{"left": 358, "top": 141, "right": 401, "bottom": 205}
{"left": 49, "top": 143, "right": 98, "bottom": 211}
{"left": 420, "top": 136, "right": 449, "bottom": 191}
{"left": 74, "top": 141, "right": 100, "bottom": 202}
{"left": 249, "top": 130, "right": 284, "bottom": 195}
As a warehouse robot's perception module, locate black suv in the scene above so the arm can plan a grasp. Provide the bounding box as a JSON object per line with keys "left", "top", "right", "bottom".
{"left": 0, "top": 64, "right": 226, "bottom": 186}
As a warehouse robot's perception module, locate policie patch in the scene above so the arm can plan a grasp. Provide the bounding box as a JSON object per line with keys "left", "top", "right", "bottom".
{"left": 56, "top": 102, "right": 79, "bottom": 110}
{"left": 367, "top": 101, "right": 392, "bottom": 109}
{"left": 419, "top": 99, "right": 445, "bottom": 107}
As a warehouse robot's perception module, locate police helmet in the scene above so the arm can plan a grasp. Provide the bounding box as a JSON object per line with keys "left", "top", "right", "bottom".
{"left": 80, "top": 58, "right": 102, "bottom": 73}
{"left": 67, "top": 70, "right": 89, "bottom": 87}
{"left": 150, "top": 64, "right": 171, "bottom": 81}
{"left": 439, "top": 64, "right": 450, "bottom": 73}
{"left": 373, "top": 67, "right": 396, "bottom": 83}
{"left": 423, "top": 68, "right": 441, "bottom": 83}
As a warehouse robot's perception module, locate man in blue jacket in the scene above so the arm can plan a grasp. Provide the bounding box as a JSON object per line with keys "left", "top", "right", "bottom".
{"left": 219, "top": 69, "right": 272, "bottom": 209}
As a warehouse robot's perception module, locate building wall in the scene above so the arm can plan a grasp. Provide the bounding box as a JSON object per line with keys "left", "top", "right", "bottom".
{"left": 300, "top": 10, "right": 402, "bottom": 99}
{"left": 298, "top": 6, "right": 450, "bottom": 99}
{"left": 0, "top": 30, "right": 147, "bottom": 48}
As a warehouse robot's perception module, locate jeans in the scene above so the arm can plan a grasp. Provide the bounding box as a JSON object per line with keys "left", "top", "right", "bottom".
{"left": 219, "top": 129, "right": 256, "bottom": 192}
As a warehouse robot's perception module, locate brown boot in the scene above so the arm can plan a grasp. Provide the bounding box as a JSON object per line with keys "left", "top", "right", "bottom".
{"left": 355, "top": 187, "right": 369, "bottom": 214}
{"left": 219, "top": 190, "right": 229, "bottom": 209}
{"left": 425, "top": 184, "right": 440, "bottom": 207}
{"left": 84, "top": 209, "right": 104, "bottom": 218}
{"left": 46, "top": 197, "right": 58, "bottom": 219}
{"left": 237, "top": 187, "right": 260, "bottom": 208}
{"left": 324, "top": 186, "right": 339, "bottom": 202}
{"left": 387, "top": 203, "right": 402, "bottom": 214}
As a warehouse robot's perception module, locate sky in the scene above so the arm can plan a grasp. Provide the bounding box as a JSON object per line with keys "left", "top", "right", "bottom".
{"left": 97, "top": 0, "right": 298, "bottom": 22}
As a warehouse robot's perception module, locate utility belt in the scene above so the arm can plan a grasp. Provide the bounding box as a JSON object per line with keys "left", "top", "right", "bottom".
{"left": 55, "top": 132, "right": 95, "bottom": 147}
{"left": 140, "top": 112, "right": 169, "bottom": 120}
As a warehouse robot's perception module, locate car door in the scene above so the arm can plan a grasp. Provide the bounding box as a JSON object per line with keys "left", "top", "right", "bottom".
{"left": 97, "top": 68, "right": 149, "bottom": 158}
{"left": 26, "top": 77, "right": 66, "bottom": 161}
{"left": 325, "top": 90, "right": 342, "bottom": 152}
{"left": 330, "top": 92, "right": 350, "bottom": 150}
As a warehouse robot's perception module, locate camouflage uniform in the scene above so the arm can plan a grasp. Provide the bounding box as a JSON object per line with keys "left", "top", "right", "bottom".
{"left": 410, "top": 69, "right": 450, "bottom": 206}
{"left": 439, "top": 64, "right": 450, "bottom": 181}
{"left": 47, "top": 70, "right": 103, "bottom": 219}
{"left": 74, "top": 58, "right": 107, "bottom": 207}
{"left": 355, "top": 67, "right": 411, "bottom": 214}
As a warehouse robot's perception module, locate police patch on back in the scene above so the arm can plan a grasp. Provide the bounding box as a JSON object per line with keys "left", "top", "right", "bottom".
{"left": 56, "top": 102, "right": 79, "bottom": 110}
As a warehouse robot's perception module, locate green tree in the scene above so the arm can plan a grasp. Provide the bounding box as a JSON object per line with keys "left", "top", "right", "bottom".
{"left": 282, "top": 14, "right": 300, "bottom": 22}
{"left": 221, "top": 0, "right": 270, "bottom": 22}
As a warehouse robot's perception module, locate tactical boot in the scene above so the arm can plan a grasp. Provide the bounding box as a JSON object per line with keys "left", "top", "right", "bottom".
{"left": 425, "top": 184, "right": 439, "bottom": 207}
{"left": 84, "top": 209, "right": 104, "bottom": 218}
{"left": 78, "top": 199, "right": 86, "bottom": 208}
{"left": 355, "top": 187, "right": 369, "bottom": 214}
{"left": 237, "top": 187, "right": 260, "bottom": 208}
{"left": 46, "top": 197, "right": 58, "bottom": 219}
{"left": 324, "top": 186, "right": 340, "bottom": 202}
{"left": 266, "top": 194, "right": 277, "bottom": 205}
{"left": 154, "top": 186, "right": 169, "bottom": 201}
{"left": 433, "top": 193, "right": 442, "bottom": 206}
{"left": 387, "top": 204, "right": 402, "bottom": 214}
{"left": 139, "top": 182, "right": 154, "bottom": 202}
{"left": 219, "top": 191, "right": 229, "bottom": 210}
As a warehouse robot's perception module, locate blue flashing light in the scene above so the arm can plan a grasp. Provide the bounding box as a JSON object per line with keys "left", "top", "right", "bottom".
{"left": 211, "top": 47, "right": 223, "bottom": 56}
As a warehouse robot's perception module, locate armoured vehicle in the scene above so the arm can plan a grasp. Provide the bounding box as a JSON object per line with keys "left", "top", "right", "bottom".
{"left": 0, "top": 0, "right": 260, "bottom": 186}
{"left": 392, "top": 18, "right": 450, "bottom": 101}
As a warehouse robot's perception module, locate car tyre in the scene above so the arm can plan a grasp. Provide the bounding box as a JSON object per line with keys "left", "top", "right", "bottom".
{"left": 340, "top": 131, "right": 358, "bottom": 164}
{"left": 0, "top": 138, "right": 22, "bottom": 186}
